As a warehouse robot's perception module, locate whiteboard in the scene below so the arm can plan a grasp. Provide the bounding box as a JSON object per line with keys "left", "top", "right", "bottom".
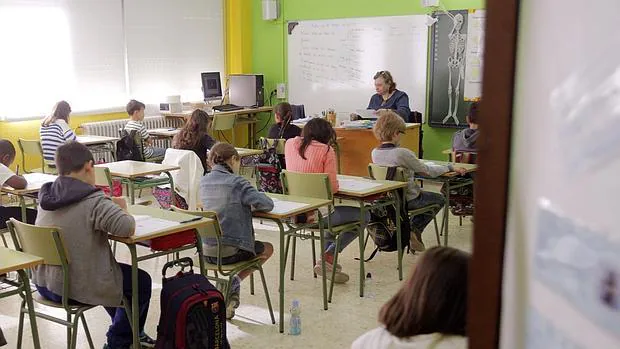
{"left": 287, "top": 15, "right": 428, "bottom": 118}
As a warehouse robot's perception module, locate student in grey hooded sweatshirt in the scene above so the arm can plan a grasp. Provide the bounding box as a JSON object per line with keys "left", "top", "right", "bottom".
{"left": 452, "top": 102, "right": 480, "bottom": 153}
{"left": 33, "top": 142, "right": 155, "bottom": 349}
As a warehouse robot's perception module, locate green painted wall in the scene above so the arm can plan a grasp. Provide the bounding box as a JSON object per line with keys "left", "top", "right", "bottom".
{"left": 251, "top": 0, "right": 485, "bottom": 160}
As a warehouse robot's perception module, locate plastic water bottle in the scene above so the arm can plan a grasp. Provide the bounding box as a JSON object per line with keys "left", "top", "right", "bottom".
{"left": 365, "top": 272, "right": 376, "bottom": 299}
{"left": 289, "top": 299, "right": 301, "bottom": 335}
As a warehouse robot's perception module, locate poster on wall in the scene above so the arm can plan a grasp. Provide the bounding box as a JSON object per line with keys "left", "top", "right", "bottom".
{"left": 464, "top": 9, "right": 485, "bottom": 100}
{"left": 428, "top": 10, "right": 475, "bottom": 128}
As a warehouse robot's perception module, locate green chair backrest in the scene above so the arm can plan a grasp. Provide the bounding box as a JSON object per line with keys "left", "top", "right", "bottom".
{"left": 7, "top": 218, "right": 67, "bottom": 267}
{"left": 261, "top": 138, "right": 286, "bottom": 155}
{"left": 94, "top": 166, "right": 114, "bottom": 191}
{"left": 211, "top": 114, "right": 236, "bottom": 131}
{"left": 368, "top": 163, "right": 407, "bottom": 182}
{"left": 18, "top": 138, "right": 46, "bottom": 173}
{"left": 280, "top": 170, "right": 333, "bottom": 201}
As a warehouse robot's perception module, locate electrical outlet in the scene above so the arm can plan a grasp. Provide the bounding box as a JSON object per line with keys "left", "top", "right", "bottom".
{"left": 277, "top": 83, "right": 286, "bottom": 99}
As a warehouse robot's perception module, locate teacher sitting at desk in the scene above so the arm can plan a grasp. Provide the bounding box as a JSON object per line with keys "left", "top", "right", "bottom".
{"left": 367, "top": 70, "right": 411, "bottom": 121}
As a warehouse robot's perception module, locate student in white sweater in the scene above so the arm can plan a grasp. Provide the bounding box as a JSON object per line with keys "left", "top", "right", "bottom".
{"left": 352, "top": 246, "right": 469, "bottom": 349}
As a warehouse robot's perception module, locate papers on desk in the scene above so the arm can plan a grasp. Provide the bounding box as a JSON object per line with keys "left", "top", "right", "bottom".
{"left": 23, "top": 173, "right": 57, "bottom": 187}
{"left": 354, "top": 109, "right": 379, "bottom": 119}
{"left": 338, "top": 179, "right": 382, "bottom": 192}
{"left": 132, "top": 215, "right": 180, "bottom": 237}
{"left": 269, "top": 197, "right": 310, "bottom": 215}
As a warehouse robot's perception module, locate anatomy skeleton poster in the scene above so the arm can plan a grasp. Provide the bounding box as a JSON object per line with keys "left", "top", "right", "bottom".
{"left": 429, "top": 10, "right": 474, "bottom": 128}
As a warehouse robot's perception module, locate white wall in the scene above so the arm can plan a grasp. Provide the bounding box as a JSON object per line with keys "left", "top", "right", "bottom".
{"left": 501, "top": 1, "right": 620, "bottom": 348}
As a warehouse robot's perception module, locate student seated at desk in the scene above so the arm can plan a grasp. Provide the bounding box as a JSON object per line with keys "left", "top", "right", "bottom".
{"left": 200, "top": 142, "right": 274, "bottom": 320}
{"left": 172, "top": 109, "right": 216, "bottom": 174}
{"left": 267, "top": 102, "right": 302, "bottom": 140}
{"left": 124, "top": 99, "right": 166, "bottom": 160}
{"left": 452, "top": 102, "right": 480, "bottom": 153}
{"left": 0, "top": 139, "right": 37, "bottom": 228}
{"left": 33, "top": 142, "right": 154, "bottom": 349}
{"left": 352, "top": 247, "right": 469, "bottom": 349}
{"left": 371, "top": 111, "right": 467, "bottom": 251}
{"left": 285, "top": 118, "right": 368, "bottom": 284}
{"left": 40, "top": 100, "right": 77, "bottom": 163}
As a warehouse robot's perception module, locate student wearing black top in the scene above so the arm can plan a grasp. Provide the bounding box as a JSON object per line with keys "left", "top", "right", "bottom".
{"left": 267, "top": 102, "right": 302, "bottom": 140}
{"left": 172, "top": 109, "right": 216, "bottom": 174}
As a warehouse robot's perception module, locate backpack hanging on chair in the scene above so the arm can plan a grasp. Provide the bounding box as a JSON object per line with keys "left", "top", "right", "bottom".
{"left": 116, "top": 129, "right": 144, "bottom": 161}
{"left": 255, "top": 138, "right": 285, "bottom": 194}
{"left": 364, "top": 167, "right": 412, "bottom": 261}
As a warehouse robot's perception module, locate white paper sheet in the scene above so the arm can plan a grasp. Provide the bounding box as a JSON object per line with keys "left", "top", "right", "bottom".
{"left": 338, "top": 179, "right": 382, "bottom": 192}
{"left": 269, "top": 198, "right": 310, "bottom": 215}
{"left": 22, "top": 173, "right": 57, "bottom": 187}
{"left": 132, "top": 215, "right": 180, "bottom": 237}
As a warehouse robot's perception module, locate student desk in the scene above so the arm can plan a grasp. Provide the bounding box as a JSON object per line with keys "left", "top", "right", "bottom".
{"left": 1, "top": 173, "right": 58, "bottom": 220}
{"left": 77, "top": 135, "right": 119, "bottom": 161}
{"left": 0, "top": 247, "right": 44, "bottom": 349}
{"left": 95, "top": 161, "right": 180, "bottom": 204}
{"left": 415, "top": 161, "right": 477, "bottom": 246}
{"left": 147, "top": 128, "right": 179, "bottom": 148}
{"left": 163, "top": 106, "right": 274, "bottom": 148}
{"left": 252, "top": 193, "right": 331, "bottom": 333}
{"left": 108, "top": 205, "right": 212, "bottom": 349}
{"left": 334, "top": 175, "right": 409, "bottom": 292}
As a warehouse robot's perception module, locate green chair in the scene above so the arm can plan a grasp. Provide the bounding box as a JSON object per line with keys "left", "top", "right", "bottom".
{"left": 280, "top": 170, "right": 364, "bottom": 302}
{"left": 368, "top": 164, "right": 441, "bottom": 246}
{"left": 212, "top": 113, "right": 237, "bottom": 146}
{"left": 17, "top": 139, "right": 57, "bottom": 174}
{"left": 7, "top": 219, "right": 133, "bottom": 349}
{"left": 170, "top": 207, "right": 275, "bottom": 324}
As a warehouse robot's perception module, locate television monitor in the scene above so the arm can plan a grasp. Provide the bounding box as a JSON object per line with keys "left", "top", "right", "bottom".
{"left": 201, "top": 72, "right": 222, "bottom": 100}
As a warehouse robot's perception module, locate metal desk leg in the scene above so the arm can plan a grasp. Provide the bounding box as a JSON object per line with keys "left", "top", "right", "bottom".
{"left": 19, "top": 196, "right": 27, "bottom": 222}
{"left": 128, "top": 245, "right": 140, "bottom": 349}
{"left": 18, "top": 269, "right": 41, "bottom": 349}
{"left": 317, "top": 212, "right": 328, "bottom": 310}
{"left": 357, "top": 201, "right": 366, "bottom": 298}
{"left": 443, "top": 181, "right": 451, "bottom": 246}
{"left": 275, "top": 220, "right": 286, "bottom": 333}
{"left": 394, "top": 192, "right": 403, "bottom": 281}
{"left": 128, "top": 181, "right": 135, "bottom": 205}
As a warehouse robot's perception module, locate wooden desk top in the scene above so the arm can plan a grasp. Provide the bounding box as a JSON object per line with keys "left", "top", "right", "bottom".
{"left": 336, "top": 175, "right": 408, "bottom": 198}
{"left": 423, "top": 161, "right": 477, "bottom": 178}
{"left": 109, "top": 205, "right": 213, "bottom": 244}
{"left": 236, "top": 147, "right": 263, "bottom": 157}
{"left": 77, "top": 135, "right": 119, "bottom": 145}
{"left": 253, "top": 193, "right": 331, "bottom": 220}
{"left": 95, "top": 161, "right": 180, "bottom": 179}
{"left": 163, "top": 106, "right": 273, "bottom": 120}
{"left": 0, "top": 247, "right": 44, "bottom": 274}
{"left": 148, "top": 128, "right": 179, "bottom": 137}
{"left": 1, "top": 173, "right": 58, "bottom": 195}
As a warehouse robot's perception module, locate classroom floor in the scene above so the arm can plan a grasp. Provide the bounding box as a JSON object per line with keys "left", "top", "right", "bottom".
{"left": 0, "top": 184, "right": 472, "bottom": 349}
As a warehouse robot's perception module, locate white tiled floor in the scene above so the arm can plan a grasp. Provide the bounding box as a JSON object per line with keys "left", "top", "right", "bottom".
{"left": 0, "top": 186, "right": 472, "bottom": 349}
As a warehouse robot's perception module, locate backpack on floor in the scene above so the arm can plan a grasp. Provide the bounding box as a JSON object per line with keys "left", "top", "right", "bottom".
{"left": 364, "top": 167, "right": 412, "bottom": 261}
{"left": 116, "top": 130, "right": 144, "bottom": 161}
{"left": 156, "top": 257, "right": 230, "bottom": 349}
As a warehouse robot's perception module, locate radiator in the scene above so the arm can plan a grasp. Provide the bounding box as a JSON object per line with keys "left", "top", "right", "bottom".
{"left": 80, "top": 116, "right": 183, "bottom": 163}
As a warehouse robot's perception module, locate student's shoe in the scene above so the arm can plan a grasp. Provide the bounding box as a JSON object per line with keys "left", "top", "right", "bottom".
{"left": 226, "top": 276, "right": 241, "bottom": 320}
{"left": 139, "top": 333, "right": 156, "bottom": 348}
{"left": 409, "top": 234, "right": 426, "bottom": 252}
{"left": 315, "top": 259, "right": 342, "bottom": 272}
{"left": 313, "top": 261, "right": 349, "bottom": 283}
{"left": 102, "top": 344, "right": 129, "bottom": 349}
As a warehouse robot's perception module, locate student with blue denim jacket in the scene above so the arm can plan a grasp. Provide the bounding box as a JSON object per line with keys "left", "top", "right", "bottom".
{"left": 200, "top": 142, "right": 274, "bottom": 319}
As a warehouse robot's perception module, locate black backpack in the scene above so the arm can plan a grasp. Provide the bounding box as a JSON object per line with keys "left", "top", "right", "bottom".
{"left": 364, "top": 167, "right": 412, "bottom": 261}
{"left": 116, "top": 130, "right": 143, "bottom": 161}
{"left": 155, "top": 258, "right": 230, "bottom": 349}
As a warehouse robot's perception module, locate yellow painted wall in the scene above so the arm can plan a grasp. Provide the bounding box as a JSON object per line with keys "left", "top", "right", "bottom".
{"left": 0, "top": 0, "right": 254, "bottom": 171}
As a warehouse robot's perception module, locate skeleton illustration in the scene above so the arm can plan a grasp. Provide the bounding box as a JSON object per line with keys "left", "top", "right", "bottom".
{"left": 442, "top": 13, "right": 467, "bottom": 125}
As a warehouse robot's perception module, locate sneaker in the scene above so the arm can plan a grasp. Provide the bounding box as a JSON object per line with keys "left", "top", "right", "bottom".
{"left": 313, "top": 261, "right": 349, "bottom": 283}
{"left": 139, "top": 333, "right": 156, "bottom": 348}
{"left": 226, "top": 276, "right": 241, "bottom": 320}
{"left": 410, "top": 234, "right": 426, "bottom": 252}
{"left": 316, "top": 259, "right": 342, "bottom": 272}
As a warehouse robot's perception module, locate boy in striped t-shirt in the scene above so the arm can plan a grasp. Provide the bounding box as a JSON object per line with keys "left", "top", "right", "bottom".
{"left": 123, "top": 100, "right": 166, "bottom": 160}
{"left": 40, "top": 100, "right": 77, "bottom": 162}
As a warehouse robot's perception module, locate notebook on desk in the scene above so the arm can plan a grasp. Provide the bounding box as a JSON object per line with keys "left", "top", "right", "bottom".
{"left": 213, "top": 104, "right": 244, "bottom": 112}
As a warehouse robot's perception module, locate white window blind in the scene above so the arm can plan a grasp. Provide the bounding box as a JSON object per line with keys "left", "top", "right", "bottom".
{"left": 0, "top": 0, "right": 225, "bottom": 120}
{"left": 0, "top": 0, "right": 126, "bottom": 120}
{"left": 124, "top": 0, "right": 225, "bottom": 104}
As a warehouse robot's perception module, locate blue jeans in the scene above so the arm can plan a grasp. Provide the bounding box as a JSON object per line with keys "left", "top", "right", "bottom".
{"left": 36, "top": 263, "right": 152, "bottom": 348}
{"left": 407, "top": 191, "right": 446, "bottom": 235}
{"left": 147, "top": 147, "right": 166, "bottom": 159}
{"left": 324, "top": 206, "right": 369, "bottom": 254}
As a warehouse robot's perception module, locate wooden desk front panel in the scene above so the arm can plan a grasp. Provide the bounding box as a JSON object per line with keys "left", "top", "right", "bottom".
{"left": 336, "top": 125, "right": 420, "bottom": 177}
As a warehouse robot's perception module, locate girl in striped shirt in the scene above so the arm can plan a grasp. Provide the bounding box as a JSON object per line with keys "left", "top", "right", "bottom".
{"left": 284, "top": 118, "right": 368, "bottom": 283}
{"left": 40, "top": 100, "right": 77, "bottom": 162}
